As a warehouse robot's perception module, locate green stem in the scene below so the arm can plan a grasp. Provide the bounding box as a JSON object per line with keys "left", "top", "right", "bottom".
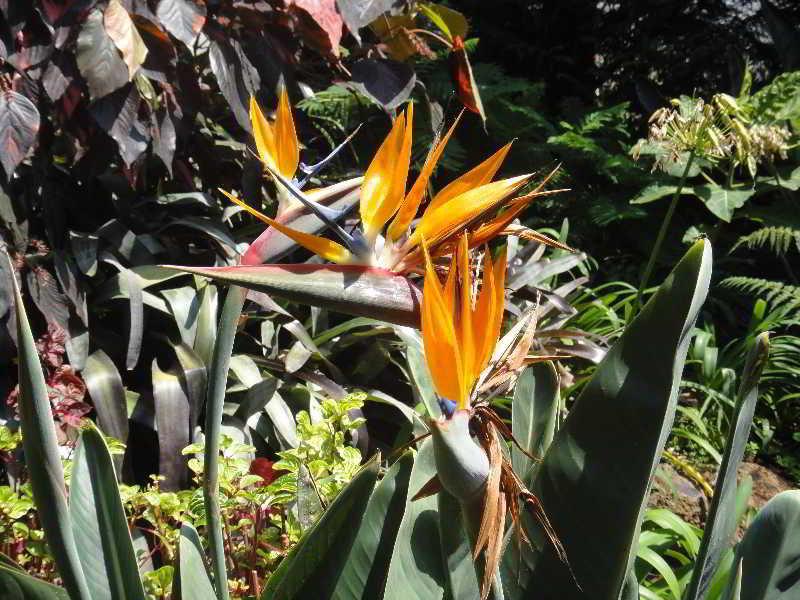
{"left": 203, "top": 285, "right": 248, "bottom": 600}
{"left": 637, "top": 151, "right": 696, "bottom": 310}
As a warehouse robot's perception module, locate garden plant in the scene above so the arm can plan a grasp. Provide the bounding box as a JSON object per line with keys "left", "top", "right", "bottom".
{"left": 1, "top": 1, "right": 800, "bottom": 600}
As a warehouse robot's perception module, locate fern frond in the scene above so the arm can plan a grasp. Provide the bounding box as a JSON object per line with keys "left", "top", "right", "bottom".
{"left": 731, "top": 226, "right": 800, "bottom": 255}
{"left": 721, "top": 276, "right": 800, "bottom": 312}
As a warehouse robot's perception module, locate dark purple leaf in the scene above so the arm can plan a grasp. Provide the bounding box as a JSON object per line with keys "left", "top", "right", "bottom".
{"left": 208, "top": 37, "right": 260, "bottom": 131}
{"left": 25, "top": 266, "right": 69, "bottom": 329}
{"left": 54, "top": 251, "right": 88, "bottom": 325}
{"left": 75, "top": 8, "right": 129, "bottom": 100}
{"left": 153, "top": 106, "right": 176, "bottom": 175}
{"left": 90, "top": 83, "right": 149, "bottom": 166}
{"left": 42, "top": 52, "right": 77, "bottom": 102}
{"left": 0, "top": 90, "right": 40, "bottom": 179}
{"left": 346, "top": 58, "right": 416, "bottom": 110}
{"left": 155, "top": 0, "right": 206, "bottom": 48}
{"left": 335, "top": 0, "right": 397, "bottom": 42}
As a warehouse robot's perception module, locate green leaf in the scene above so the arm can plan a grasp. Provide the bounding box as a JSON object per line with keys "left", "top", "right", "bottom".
{"left": 512, "top": 362, "right": 560, "bottom": 485}
{"left": 332, "top": 451, "right": 414, "bottom": 599}
{"left": 384, "top": 439, "right": 446, "bottom": 600}
{"left": 392, "top": 326, "right": 441, "bottom": 419}
{"left": 174, "top": 523, "right": 216, "bottom": 600}
{"left": 7, "top": 253, "right": 91, "bottom": 600}
{"left": 732, "top": 490, "right": 800, "bottom": 599}
{"left": 152, "top": 359, "right": 191, "bottom": 491}
{"left": 686, "top": 333, "right": 769, "bottom": 600}
{"left": 437, "top": 490, "right": 480, "bottom": 600}
{"left": 260, "top": 454, "right": 380, "bottom": 599}
{"left": 693, "top": 184, "right": 756, "bottom": 222}
{"left": 637, "top": 545, "right": 681, "bottom": 600}
{"left": 167, "top": 264, "right": 422, "bottom": 327}
{"left": 523, "top": 239, "right": 712, "bottom": 599}
{"left": 630, "top": 182, "right": 681, "bottom": 205}
{"left": 0, "top": 563, "right": 70, "bottom": 599}
{"left": 69, "top": 424, "right": 146, "bottom": 600}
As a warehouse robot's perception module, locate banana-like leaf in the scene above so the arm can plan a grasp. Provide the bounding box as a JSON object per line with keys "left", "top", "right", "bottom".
{"left": 69, "top": 424, "right": 146, "bottom": 600}
{"left": 174, "top": 523, "right": 216, "bottom": 600}
{"left": 512, "top": 362, "right": 560, "bottom": 486}
{"left": 332, "top": 451, "right": 414, "bottom": 599}
{"left": 167, "top": 264, "right": 422, "bottom": 327}
{"left": 519, "top": 239, "right": 712, "bottom": 599}
{"left": 0, "top": 563, "right": 70, "bottom": 599}
{"left": 686, "top": 332, "right": 770, "bottom": 600}
{"left": 260, "top": 454, "right": 380, "bottom": 599}
{"left": 732, "top": 490, "right": 800, "bottom": 599}
{"left": 384, "top": 439, "right": 446, "bottom": 600}
{"left": 8, "top": 254, "right": 92, "bottom": 600}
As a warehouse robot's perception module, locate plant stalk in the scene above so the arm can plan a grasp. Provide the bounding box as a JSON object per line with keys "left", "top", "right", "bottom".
{"left": 203, "top": 284, "right": 248, "bottom": 600}
{"left": 637, "top": 151, "right": 696, "bottom": 310}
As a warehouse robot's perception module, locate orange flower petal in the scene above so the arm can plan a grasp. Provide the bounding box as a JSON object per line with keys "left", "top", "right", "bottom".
{"left": 250, "top": 97, "right": 278, "bottom": 173}
{"left": 387, "top": 110, "right": 462, "bottom": 241}
{"left": 221, "top": 189, "right": 351, "bottom": 264}
{"left": 457, "top": 234, "right": 475, "bottom": 406}
{"left": 360, "top": 104, "right": 413, "bottom": 241}
{"left": 274, "top": 87, "right": 299, "bottom": 178}
{"left": 410, "top": 174, "right": 532, "bottom": 249}
{"left": 428, "top": 141, "right": 512, "bottom": 212}
{"left": 472, "top": 248, "right": 496, "bottom": 375}
{"left": 421, "top": 239, "right": 464, "bottom": 406}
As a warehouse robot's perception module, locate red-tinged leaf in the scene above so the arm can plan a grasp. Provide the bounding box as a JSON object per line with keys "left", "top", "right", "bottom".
{"left": 155, "top": 0, "right": 206, "bottom": 48}
{"left": 133, "top": 15, "right": 178, "bottom": 77}
{"left": 243, "top": 176, "right": 363, "bottom": 265}
{"left": 76, "top": 8, "right": 129, "bottom": 100}
{"left": 0, "top": 90, "right": 40, "bottom": 179}
{"left": 450, "top": 36, "right": 486, "bottom": 126}
{"left": 287, "top": 0, "right": 344, "bottom": 57}
{"left": 90, "top": 83, "right": 149, "bottom": 166}
{"left": 103, "top": 0, "right": 148, "bottom": 80}
{"left": 165, "top": 264, "right": 423, "bottom": 327}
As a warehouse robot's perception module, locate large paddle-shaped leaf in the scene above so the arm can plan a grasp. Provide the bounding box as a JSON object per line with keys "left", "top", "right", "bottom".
{"left": 174, "top": 523, "right": 216, "bottom": 600}
{"left": 520, "top": 239, "right": 713, "bottom": 599}
{"left": 0, "top": 563, "right": 70, "bottom": 599}
{"left": 168, "top": 264, "right": 422, "bottom": 327}
{"left": 69, "top": 424, "right": 146, "bottom": 600}
{"left": 512, "top": 361, "right": 560, "bottom": 486}
{"left": 7, "top": 254, "right": 92, "bottom": 600}
{"left": 384, "top": 439, "right": 446, "bottom": 600}
{"left": 731, "top": 490, "right": 800, "bottom": 600}
{"left": 332, "top": 451, "right": 414, "bottom": 599}
{"left": 260, "top": 454, "right": 379, "bottom": 599}
{"left": 685, "top": 332, "right": 770, "bottom": 600}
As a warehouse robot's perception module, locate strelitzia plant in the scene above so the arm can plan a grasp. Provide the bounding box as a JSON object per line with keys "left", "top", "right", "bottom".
{"left": 174, "top": 102, "right": 568, "bottom": 326}
{"left": 417, "top": 234, "right": 567, "bottom": 599}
